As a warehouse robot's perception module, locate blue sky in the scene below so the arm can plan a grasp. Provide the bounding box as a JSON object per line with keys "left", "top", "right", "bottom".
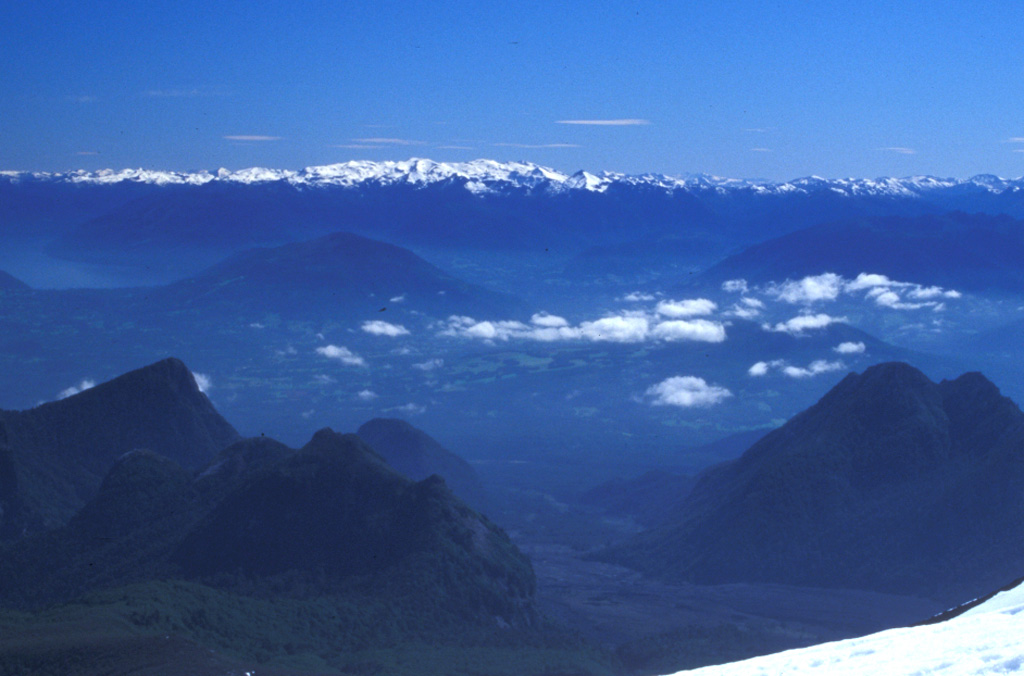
{"left": 4, "top": 1, "right": 1024, "bottom": 179}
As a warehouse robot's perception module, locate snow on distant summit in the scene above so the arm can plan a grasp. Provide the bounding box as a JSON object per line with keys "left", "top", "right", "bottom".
{"left": 3, "top": 158, "right": 1022, "bottom": 198}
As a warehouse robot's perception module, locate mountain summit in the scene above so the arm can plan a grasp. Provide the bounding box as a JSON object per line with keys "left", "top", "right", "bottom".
{"left": 607, "top": 362, "right": 1024, "bottom": 604}
{"left": 0, "top": 357, "right": 239, "bottom": 535}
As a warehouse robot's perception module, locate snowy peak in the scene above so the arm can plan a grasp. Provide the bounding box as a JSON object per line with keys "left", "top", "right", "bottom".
{"left": 3, "top": 159, "right": 1023, "bottom": 198}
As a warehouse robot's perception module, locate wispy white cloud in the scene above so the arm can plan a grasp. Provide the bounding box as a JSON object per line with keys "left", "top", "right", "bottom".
{"left": 750, "top": 148, "right": 772, "bottom": 152}
{"left": 834, "top": 341, "right": 866, "bottom": 354}
{"left": 413, "top": 358, "right": 444, "bottom": 371}
{"left": 556, "top": 119, "right": 650, "bottom": 126}
{"left": 436, "top": 145, "right": 475, "bottom": 150}
{"left": 749, "top": 358, "right": 845, "bottom": 378}
{"left": 224, "top": 135, "right": 282, "bottom": 141}
{"left": 352, "top": 137, "right": 426, "bottom": 145}
{"left": 879, "top": 147, "right": 917, "bottom": 155}
{"left": 357, "top": 389, "right": 378, "bottom": 400}
{"left": 621, "top": 291, "right": 656, "bottom": 302}
{"left": 655, "top": 298, "right": 717, "bottom": 318}
{"left": 192, "top": 372, "right": 212, "bottom": 393}
{"left": 58, "top": 379, "right": 95, "bottom": 400}
{"left": 722, "top": 279, "right": 749, "bottom": 293}
{"left": 361, "top": 320, "right": 410, "bottom": 337}
{"left": 782, "top": 359, "right": 845, "bottom": 379}
{"left": 392, "top": 402, "right": 426, "bottom": 415}
{"left": 316, "top": 345, "right": 365, "bottom": 366}
{"left": 763, "top": 313, "right": 847, "bottom": 336}
{"left": 645, "top": 376, "right": 732, "bottom": 408}
{"left": 725, "top": 297, "right": 766, "bottom": 319}
{"left": 76, "top": 151, "right": 100, "bottom": 156}
{"left": 144, "top": 88, "right": 202, "bottom": 98}
{"left": 69, "top": 95, "right": 98, "bottom": 103}
{"left": 493, "top": 143, "right": 580, "bottom": 148}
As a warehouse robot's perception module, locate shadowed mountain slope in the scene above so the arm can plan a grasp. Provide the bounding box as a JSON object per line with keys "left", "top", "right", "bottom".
{"left": 686, "top": 212, "right": 1024, "bottom": 293}
{"left": 357, "top": 417, "right": 488, "bottom": 509}
{"left": 0, "top": 358, "right": 239, "bottom": 534}
{"left": 605, "top": 362, "right": 1024, "bottom": 605}
{"left": 154, "top": 231, "right": 525, "bottom": 319}
{"left": 0, "top": 428, "right": 538, "bottom": 636}
{"left": 0, "top": 271, "right": 29, "bottom": 291}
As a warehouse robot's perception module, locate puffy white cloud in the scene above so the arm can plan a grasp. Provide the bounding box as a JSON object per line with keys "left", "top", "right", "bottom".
{"left": 531, "top": 312, "right": 569, "bottom": 327}
{"left": 748, "top": 359, "right": 786, "bottom": 376}
{"left": 764, "top": 313, "right": 847, "bottom": 335}
{"left": 782, "top": 359, "right": 845, "bottom": 378}
{"left": 316, "top": 345, "right": 365, "bottom": 366}
{"left": 361, "top": 320, "right": 410, "bottom": 337}
{"left": 722, "top": 279, "right": 749, "bottom": 293}
{"left": 579, "top": 315, "right": 650, "bottom": 343}
{"left": 357, "top": 389, "right": 378, "bottom": 400}
{"left": 440, "top": 309, "right": 726, "bottom": 345}
{"left": 651, "top": 319, "right": 727, "bottom": 343}
{"left": 656, "top": 298, "right": 717, "bottom": 318}
{"left": 413, "top": 358, "right": 444, "bottom": 371}
{"left": 834, "top": 341, "right": 866, "bottom": 354}
{"left": 192, "top": 372, "right": 212, "bottom": 393}
{"left": 645, "top": 376, "right": 732, "bottom": 408}
{"left": 529, "top": 326, "right": 584, "bottom": 341}
{"left": 907, "top": 286, "right": 945, "bottom": 300}
{"left": 768, "top": 273, "right": 844, "bottom": 304}
{"left": 58, "top": 379, "right": 95, "bottom": 400}
{"left": 842, "top": 274, "right": 961, "bottom": 310}
{"left": 748, "top": 361, "right": 770, "bottom": 376}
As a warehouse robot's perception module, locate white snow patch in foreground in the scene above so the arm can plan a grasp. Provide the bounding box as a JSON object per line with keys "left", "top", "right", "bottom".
{"left": 664, "top": 582, "right": 1024, "bottom": 676}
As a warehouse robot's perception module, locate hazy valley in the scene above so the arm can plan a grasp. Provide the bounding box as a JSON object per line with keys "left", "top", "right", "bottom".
{"left": 2, "top": 160, "right": 1024, "bottom": 675}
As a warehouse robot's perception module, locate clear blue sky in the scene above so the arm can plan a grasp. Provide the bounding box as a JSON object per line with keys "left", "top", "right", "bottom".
{"left": 4, "top": 1, "right": 1024, "bottom": 179}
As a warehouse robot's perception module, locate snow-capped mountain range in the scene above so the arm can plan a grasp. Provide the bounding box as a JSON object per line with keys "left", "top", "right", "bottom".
{"left": 3, "top": 158, "right": 1023, "bottom": 198}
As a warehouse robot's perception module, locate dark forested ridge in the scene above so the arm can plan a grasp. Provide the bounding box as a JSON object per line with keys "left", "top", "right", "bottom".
{"left": 0, "top": 359, "right": 614, "bottom": 676}
{"left": 0, "top": 358, "right": 239, "bottom": 535}
{"left": 604, "top": 362, "right": 1024, "bottom": 604}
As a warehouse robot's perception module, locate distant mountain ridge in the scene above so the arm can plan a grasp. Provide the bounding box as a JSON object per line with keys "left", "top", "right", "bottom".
{"left": 605, "top": 362, "right": 1024, "bottom": 605}
{"left": 357, "top": 418, "right": 488, "bottom": 509}
{"left": 688, "top": 212, "right": 1024, "bottom": 293}
{"left": 6, "top": 159, "right": 1024, "bottom": 198}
